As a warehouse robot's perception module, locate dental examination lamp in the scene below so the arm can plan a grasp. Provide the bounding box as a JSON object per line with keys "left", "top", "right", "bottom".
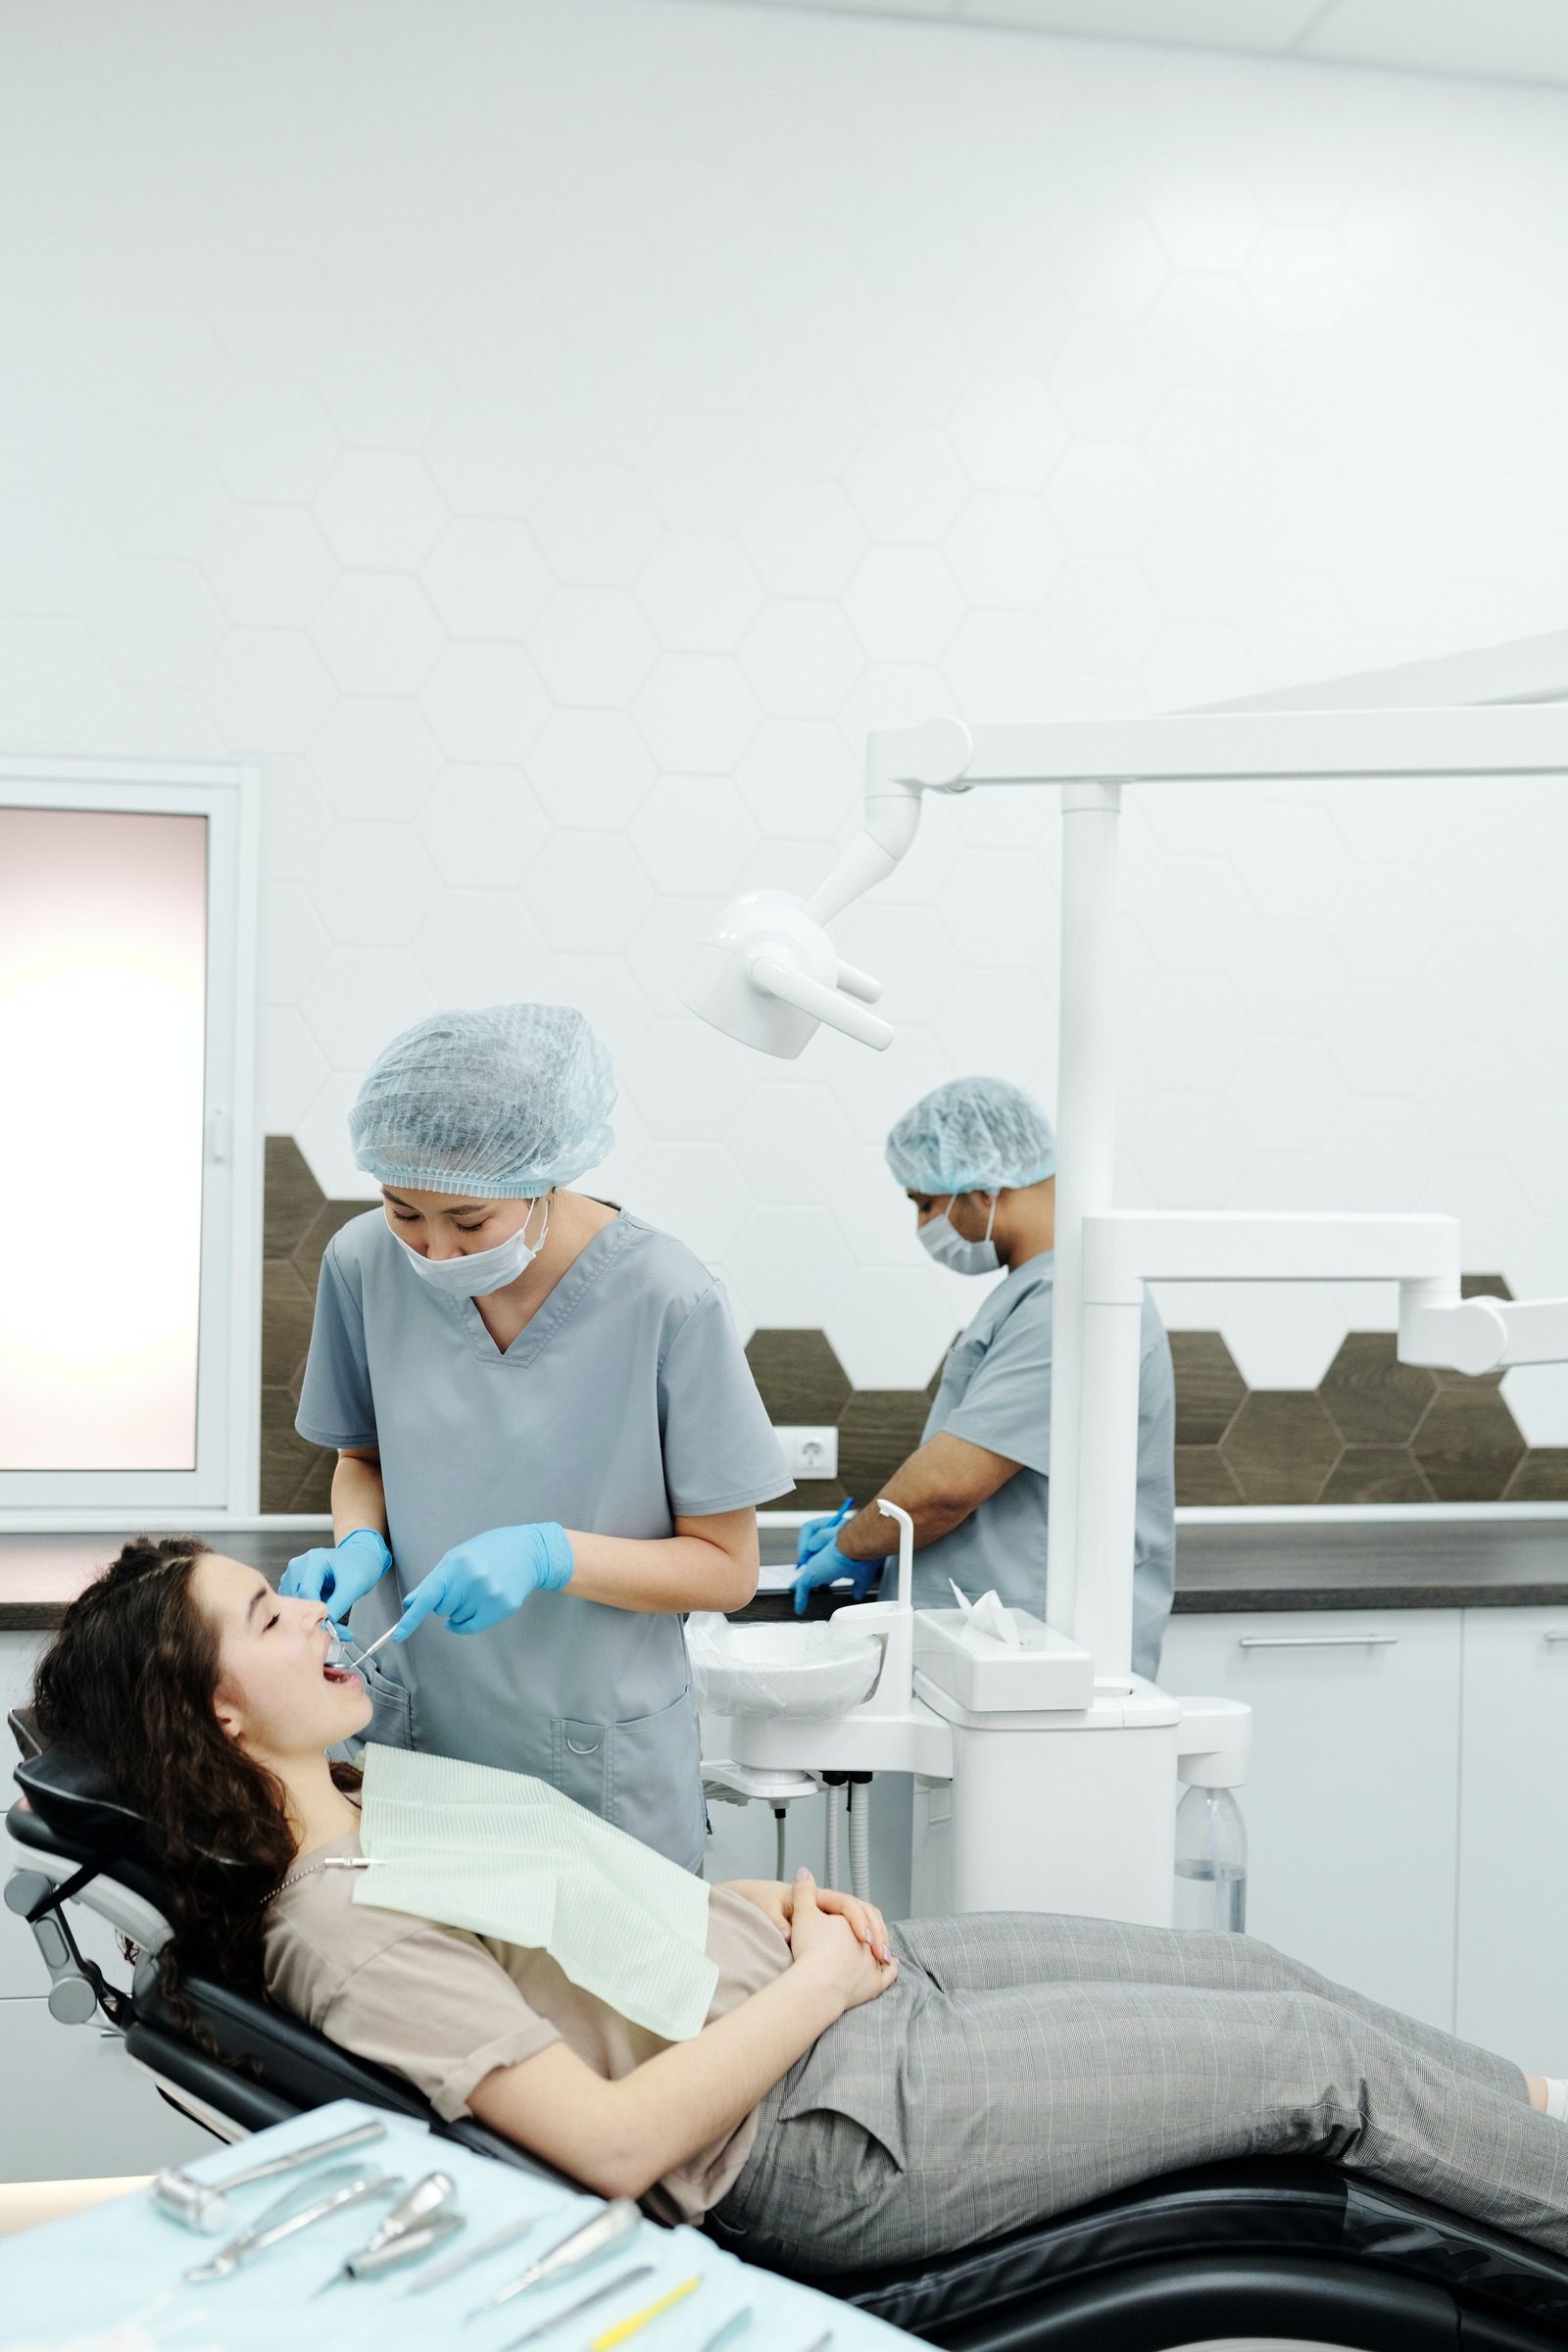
{"left": 685, "top": 702, "right": 1568, "bottom": 1927}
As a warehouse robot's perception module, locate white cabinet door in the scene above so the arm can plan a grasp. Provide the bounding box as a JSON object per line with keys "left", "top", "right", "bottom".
{"left": 1160, "top": 1610, "right": 1461, "bottom": 2033}
{"left": 1455, "top": 1608, "right": 1568, "bottom": 2078}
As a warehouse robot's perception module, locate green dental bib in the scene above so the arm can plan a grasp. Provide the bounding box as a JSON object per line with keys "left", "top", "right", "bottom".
{"left": 353, "top": 1744, "right": 718, "bottom": 2042}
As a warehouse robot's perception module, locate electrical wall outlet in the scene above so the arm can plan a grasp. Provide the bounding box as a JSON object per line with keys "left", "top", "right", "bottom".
{"left": 777, "top": 1425, "right": 839, "bottom": 1480}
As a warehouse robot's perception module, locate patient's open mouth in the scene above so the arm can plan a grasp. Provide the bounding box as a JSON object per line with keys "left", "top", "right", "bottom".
{"left": 322, "top": 1660, "right": 357, "bottom": 1685}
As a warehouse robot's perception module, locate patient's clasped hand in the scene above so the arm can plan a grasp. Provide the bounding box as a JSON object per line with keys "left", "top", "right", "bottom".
{"left": 29, "top": 1534, "right": 1568, "bottom": 2273}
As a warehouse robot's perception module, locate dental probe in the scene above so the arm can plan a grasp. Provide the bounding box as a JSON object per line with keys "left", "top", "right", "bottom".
{"left": 405, "top": 2206, "right": 547, "bottom": 2296}
{"left": 350, "top": 1621, "right": 401, "bottom": 1666}
{"left": 496, "top": 2262, "right": 654, "bottom": 2347}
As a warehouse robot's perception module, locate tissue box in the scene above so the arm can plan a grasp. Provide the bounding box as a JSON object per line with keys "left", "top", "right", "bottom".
{"left": 913, "top": 1606, "right": 1096, "bottom": 1714}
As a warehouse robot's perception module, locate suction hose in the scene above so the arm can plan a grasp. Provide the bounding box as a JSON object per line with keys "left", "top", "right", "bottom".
{"left": 824, "top": 1782, "right": 843, "bottom": 1892}
{"left": 848, "top": 1779, "right": 871, "bottom": 1900}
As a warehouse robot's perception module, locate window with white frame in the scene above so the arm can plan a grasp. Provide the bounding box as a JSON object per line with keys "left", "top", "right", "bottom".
{"left": 0, "top": 762, "right": 260, "bottom": 1518}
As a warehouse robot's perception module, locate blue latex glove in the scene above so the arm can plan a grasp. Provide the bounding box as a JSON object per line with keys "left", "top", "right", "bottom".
{"left": 795, "top": 1497, "right": 857, "bottom": 1569}
{"left": 278, "top": 1527, "right": 392, "bottom": 1619}
{"left": 792, "top": 1544, "right": 883, "bottom": 1617}
{"left": 396, "top": 1521, "right": 574, "bottom": 1639}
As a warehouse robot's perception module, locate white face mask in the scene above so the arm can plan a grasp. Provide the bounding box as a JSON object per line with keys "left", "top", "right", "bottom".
{"left": 918, "top": 1194, "right": 999, "bottom": 1277}
{"left": 392, "top": 1196, "right": 550, "bottom": 1298}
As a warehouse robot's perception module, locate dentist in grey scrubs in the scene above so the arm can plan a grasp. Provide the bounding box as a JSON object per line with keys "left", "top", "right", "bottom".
{"left": 282, "top": 1002, "right": 790, "bottom": 1870}
{"left": 792, "top": 1075, "right": 1176, "bottom": 1680}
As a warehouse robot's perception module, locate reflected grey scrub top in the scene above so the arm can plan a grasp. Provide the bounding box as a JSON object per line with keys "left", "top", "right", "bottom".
{"left": 910, "top": 1251, "right": 1176, "bottom": 1680}
{"left": 295, "top": 1207, "right": 791, "bottom": 1871}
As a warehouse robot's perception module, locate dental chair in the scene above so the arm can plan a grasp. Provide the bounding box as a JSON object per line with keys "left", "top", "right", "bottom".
{"left": 9, "top": 1720, "right": 1568, "bottom": 2352}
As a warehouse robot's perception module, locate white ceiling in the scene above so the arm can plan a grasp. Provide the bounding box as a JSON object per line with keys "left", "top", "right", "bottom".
{"left": 704, "top": 1, "right": 1568, "bottom": 90}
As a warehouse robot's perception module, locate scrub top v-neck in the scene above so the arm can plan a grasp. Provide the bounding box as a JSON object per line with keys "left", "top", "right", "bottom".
{"left": 295, "top": 1206, "right": 790, "bottom": 1869}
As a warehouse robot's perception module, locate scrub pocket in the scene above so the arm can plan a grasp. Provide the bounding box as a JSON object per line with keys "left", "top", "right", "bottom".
{"left": 550, "top": 1682, "right": 705, "bottom": 1870}
{"left": 332, "top": 1656, "right": 415, "bottom": 1760}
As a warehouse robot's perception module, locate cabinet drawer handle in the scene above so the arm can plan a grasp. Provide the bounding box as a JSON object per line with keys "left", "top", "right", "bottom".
{"left": 1543, "top": 1632, "right": 1568, "bottom": 1644}
{"left": 1237, "top": 1634, "right": 1399, "bottom": 1649}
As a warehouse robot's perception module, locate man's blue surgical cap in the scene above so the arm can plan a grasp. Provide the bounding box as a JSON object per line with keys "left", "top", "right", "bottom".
{"left": 885, "top": 1075, "right": 1056, "bottom": 1196}
{"left": 349, "top": 1003, "right": 616, "bottom": 1198}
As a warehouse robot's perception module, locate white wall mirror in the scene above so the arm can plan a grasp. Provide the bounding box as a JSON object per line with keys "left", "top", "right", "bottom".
{"left": 0, "top": 760, "right": 261, "bottom": 1521}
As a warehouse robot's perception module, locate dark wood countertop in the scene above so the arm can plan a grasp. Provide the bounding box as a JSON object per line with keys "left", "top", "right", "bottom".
{"left": 5, "top": 1513, "right": 1568, "bottom": 1634}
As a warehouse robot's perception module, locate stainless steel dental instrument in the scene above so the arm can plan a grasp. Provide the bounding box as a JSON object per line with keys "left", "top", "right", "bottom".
{"left": 183, "top": 2166, "right": 403, "bottom": 2282}
{"left": 495, "top": 2261, "right": 654, "bottom": 2347}
{"left": 316, "top": 2209, "right": 466, "bottom": 2289}
{"left": 150, "top": 2116, "right": 387, "bottom": 2232}
{"left": 466, "top": 2198, "right": 643, "bottom": 2319}
{"left": 405, "top": 2205, "right": 548, "bottom": 2297}
{"left": 314, "top": 2169, "right": 460, "bottom": 2290}
{"left": 696, "top": 2308, "right": 754, "bottom": 2352}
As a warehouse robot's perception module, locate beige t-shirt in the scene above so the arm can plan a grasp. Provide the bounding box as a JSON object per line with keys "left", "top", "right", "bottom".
{"left": 262, "top": 1816, "right": 791, "bottom": 2224}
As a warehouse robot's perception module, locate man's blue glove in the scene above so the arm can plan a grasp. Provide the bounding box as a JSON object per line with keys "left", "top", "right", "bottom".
{"left": 792, "top": 1544, "right": 883, "bottom": 1617}
{"left": 395, "top": 1522, "right": 574, "bottom": 1639}
{"left": 279, "top": 1527, "right": 392, "bottom": 1620}
{"left": 796, "top": 1498, "right": 857, "bottom": 1569}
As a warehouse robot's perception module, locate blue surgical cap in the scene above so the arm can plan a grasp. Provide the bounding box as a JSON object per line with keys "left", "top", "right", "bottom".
{"left": 349, "top": 1003, "right": 616, "bottom": 1199}
{"left": 885, "top": 1076, "right": 1056, "bottom": 1196}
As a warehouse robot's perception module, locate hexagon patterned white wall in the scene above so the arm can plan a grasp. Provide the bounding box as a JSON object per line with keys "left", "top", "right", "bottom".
{"left": 6, "top": 1, "right": 1568, "bottom": 1428}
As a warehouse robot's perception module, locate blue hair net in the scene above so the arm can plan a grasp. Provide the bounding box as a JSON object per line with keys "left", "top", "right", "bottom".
{"left": 885, "top": 1076, "right": 1055, "bottom": 1196}
{"left": 349, "top": 1003, "right": 616, "bottom": 1199}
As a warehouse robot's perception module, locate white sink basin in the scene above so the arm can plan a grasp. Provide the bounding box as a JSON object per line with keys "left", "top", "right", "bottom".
{"left": 689, "top": 1617, "right": 882, "bottom": 1720}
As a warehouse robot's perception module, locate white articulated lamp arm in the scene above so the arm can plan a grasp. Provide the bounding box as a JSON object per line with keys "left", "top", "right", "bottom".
{"left": 1399, "top": 1285, "right": 1568, "bottom": 1375}
{"left": 681, "top": 716, "right": 972, "bottom": 1056}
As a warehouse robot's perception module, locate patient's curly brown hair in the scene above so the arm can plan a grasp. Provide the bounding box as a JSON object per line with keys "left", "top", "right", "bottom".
{"left": 30, "top": 1536, "right": 358, "bottom": 2021}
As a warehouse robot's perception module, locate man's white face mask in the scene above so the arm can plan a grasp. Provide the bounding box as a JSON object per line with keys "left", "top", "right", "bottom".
{"left": 918, "top": 1194, "right": 999, "bottom": 1277}
{"left": 392, "top": 1196, "right": 550, "bottom": 1297}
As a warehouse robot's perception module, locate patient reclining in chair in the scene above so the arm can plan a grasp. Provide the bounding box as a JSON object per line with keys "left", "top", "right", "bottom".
{"left": 29, "top": 1537, "right": 1568, "bottom": 2272}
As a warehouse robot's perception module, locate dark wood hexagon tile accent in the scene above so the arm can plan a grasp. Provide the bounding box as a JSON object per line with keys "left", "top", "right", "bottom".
{"left": 1169, "top": 1332, "right": 1246, "bottom": 1446}
{"left": 264, "top": 1137, "right": 323, "bottom": 1258}
{"left": 1319, "top": 1446, "right": 1433, "bottom": 1504}
{"left": 839, "top": 1389, "right": 935, "bottom": 1501}
{"left": 1174, "top": 1445, "right": 1243, "bottom": 1505}
{"left": 743, "top": 1329, "right": 851, "bottom": 1428}
{"left": 262, "top": 1142, "right": 1559, "bottom": 1519}
{"left": 291, "top": 1200, "right": 371, "bottom": 1290}
{"left": 1506, "top": 1450, "right": 1568, "bottom": 1500}
{"left": 1318, "top": 1334, "right": 1437, "bottom": 1446}
{"left": 261, "top": 1386, "right": 324, "bottom": 1514}
{"left": 1219, "top": 1391, "right": 1343, "bottom": 1504}
{"left": 287, "top": 1445, "right": 337, "bottom": 1515}
{"left": 1411, "top": 1384, "right": 1527, "bottom": 1501}
{"left": 262, "top": 1257, "right": 317, "bottom": 1392}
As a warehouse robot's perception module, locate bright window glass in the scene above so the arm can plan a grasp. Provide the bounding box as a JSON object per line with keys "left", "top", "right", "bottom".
{"left": 0, "top": 807, "right": 208, "bottom": 1470}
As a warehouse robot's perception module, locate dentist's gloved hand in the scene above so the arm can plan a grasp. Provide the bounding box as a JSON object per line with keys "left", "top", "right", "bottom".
{"left": 795, "top": 1497, "right": 857, "bottom": 1570}
{"left": 792, "top": 1545, "right": 883, "bottom": 1617}
{"left": 279, "top": 1527, "right": 392, "bottom": 1616}
{"left": 395, "top": 1521, "right": 574, "bottom": 1639}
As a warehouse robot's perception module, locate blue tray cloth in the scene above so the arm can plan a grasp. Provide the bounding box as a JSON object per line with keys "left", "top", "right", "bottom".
{"left": 0, "top": 2099, "right": 909, "bottom": 2351}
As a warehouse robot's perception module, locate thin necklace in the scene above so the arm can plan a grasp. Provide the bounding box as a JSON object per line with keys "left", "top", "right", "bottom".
{"left": 263, "top": 1852, "right": 371, "bottom": 1906}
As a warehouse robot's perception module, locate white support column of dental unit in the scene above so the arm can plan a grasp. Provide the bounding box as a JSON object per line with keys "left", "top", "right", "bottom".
{"left": 1044, "top": 781, "right": 1122, "bottom": 1657}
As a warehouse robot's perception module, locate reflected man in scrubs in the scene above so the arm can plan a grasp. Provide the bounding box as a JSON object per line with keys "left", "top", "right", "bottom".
{"left": 281, "top": 1003, "right": 790, "bottom": 1869}
{"left": 792, "top": 1076, "right": 1175, "bottom": 1681}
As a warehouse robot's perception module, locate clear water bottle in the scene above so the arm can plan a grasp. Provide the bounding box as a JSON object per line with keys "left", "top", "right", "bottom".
{"left": 1174, "top": 1784, "right": 1248, "bottom": 1933}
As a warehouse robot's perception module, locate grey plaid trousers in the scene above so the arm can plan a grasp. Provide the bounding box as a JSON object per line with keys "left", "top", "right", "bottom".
{"left": 710, "top": 1912, "right": 1568, "bottom": 2271}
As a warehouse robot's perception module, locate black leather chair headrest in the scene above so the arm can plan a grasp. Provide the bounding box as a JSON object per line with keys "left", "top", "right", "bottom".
{"left": 13, "top": 1740, "right": 158, "bottom": 1866}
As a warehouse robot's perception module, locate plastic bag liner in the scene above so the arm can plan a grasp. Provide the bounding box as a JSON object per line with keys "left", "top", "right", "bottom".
{"left": 687, "top": 1615, "right": 883, "bottom": 1720}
